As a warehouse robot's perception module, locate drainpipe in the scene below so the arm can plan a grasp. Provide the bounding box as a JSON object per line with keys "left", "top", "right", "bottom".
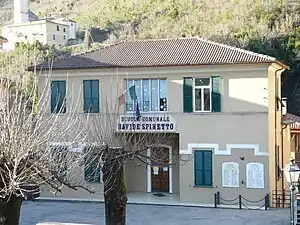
{"left": 274, "top": 65, "right": 284, "bottom": 203}
{"left": 281, "top": 124, "right": 288, "bottom": 207}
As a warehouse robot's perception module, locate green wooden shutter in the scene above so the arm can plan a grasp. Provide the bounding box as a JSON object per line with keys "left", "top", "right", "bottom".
{"left": 203, "top": 151, "right": 213, "bottom": 186}
{"left": 194, "top": 150, "right": 213, "bottom": 186}
{"left": 84, "top": 161, "right": 100, "bottom": 183}
{"left": 91, "top": 80, "right": 99, "bottom": 113}
{"left": 183, "top": 77, "right": 193, "bottom": 112}
{"left": 83, "top": 80, "right": 91, "bottom": 112}
{"left": 51, "top": 81, "right": 58, "bottom": 113}
{"left": 83, "top": 80, "right": 99, "bottom": 113}
{"left": 94, "top": 165, "right": 101, "bottom": 183}
{"left": 59, "top": 81, "right": 66, "bottom": 113}
{"left": 194, "top": 151, "right": 204, "bottom": 185}
{"left": 212, "top": 76, "right": 221, "bottom": 112}
{"left": 84, "top": 163, "right": 93, "bottom": 182}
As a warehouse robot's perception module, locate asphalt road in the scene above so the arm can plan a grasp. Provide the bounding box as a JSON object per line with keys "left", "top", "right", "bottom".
{"left": 20, "top": 201, "right": 289, "bottom": 225}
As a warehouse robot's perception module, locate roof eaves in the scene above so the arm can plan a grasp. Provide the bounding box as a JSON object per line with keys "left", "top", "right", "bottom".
{"left": 32, "top": 61, "right": 279, "bottom": 71}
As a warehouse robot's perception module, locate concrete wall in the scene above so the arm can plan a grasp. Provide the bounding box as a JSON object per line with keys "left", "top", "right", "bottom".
{"left": 2, "top": 22, "right": 47, "bottom": 45}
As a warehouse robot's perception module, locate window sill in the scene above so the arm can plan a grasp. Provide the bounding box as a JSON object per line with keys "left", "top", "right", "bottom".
{"left": 124, "top": 111, "right": 169, "bottom": 114}
{"left": 184, "top": 112, "right": 219, "bottom": 115}
{"left": 193, "top": 185, "right": 214, "bottom": 188}
{"left": 83, "top": 112, "right": 100, "bottom": 114}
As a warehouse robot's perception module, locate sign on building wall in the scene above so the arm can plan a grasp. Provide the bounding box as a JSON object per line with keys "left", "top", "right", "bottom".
{"left": 222, "top": 162, "right": 239, "bottom": 187}
{"left": 246, "top": 163, "right": 264, "bottom": 189}
{"left": 117, "top": 114, "right": 176, "bottom": 132}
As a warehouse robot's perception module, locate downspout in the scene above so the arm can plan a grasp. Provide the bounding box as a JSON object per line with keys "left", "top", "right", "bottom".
{"left": 274, "top": 65, "right": 284, "bottom": 204}
{"left": 281, "top": 124, "right": 288, "bottom": 208}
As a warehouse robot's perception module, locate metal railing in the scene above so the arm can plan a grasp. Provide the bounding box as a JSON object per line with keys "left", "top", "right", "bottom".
{"left": 214, "top": 191, "right": 269, "bottom": 210}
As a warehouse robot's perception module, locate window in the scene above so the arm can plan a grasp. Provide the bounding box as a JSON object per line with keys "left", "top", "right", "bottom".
{"left": 63, "top": 35, "right": 66, "bottom": 40}
{"left": 84, "top": 148, "right": 102, "bottom": 183}
{"left": 57, "top": 25, "right": 60, "bottom": 31}
{"left": 194, "top": 150, "right": 212, "bottom": 186}
{"left": 183, "top": 76, "right": 221, "bottom": 113}
{"left": 194, "top": 78, "right": 211, "bottom": 112}
{"left": 125, "top": 79, "right": 167, "bottom": 112}
{"left": 51, "top": 81, "right": 66, "bottom": 113}
{"left": 83, "top": 80, "right": 99, "bottom": 113}
{"left": 50, "top": 146, "right": 68, "bottom": 179}
{"left": 63, "top": 28, "right": 66, "bottom": 32}
{"left": 53, "top": 34, "right": 56, "bottom": 40}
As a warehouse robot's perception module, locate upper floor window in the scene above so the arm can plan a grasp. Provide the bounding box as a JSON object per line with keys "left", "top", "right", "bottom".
{"left": 83, "top": 80, "right": 99, "bottom": 113}
{"left": 183, "top": 76, "right": 221, "bottom": 113}
{"left": 51, "top": 81, "right": 66, "bottom": 113}
{"left": 194, "top": 78, "right": 211, "bottom": 112}
{"left": 125, "top": 79, "right": 167, "bottom": 112}
{"left": 63, "top": 28, "right": 66, "bottom": 32}
{"left": 57, "top": 25, "right": 60, "bottom": 31}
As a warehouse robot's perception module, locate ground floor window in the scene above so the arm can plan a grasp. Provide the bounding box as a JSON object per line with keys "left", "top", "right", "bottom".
{"left": 194, "top": 150, "right": 212, "bottom": 186}
{"left": 84, "top": 151, "right": 102, "bottom": 183}
{"left": 50, "top": 146, "right": 68, "bottom": 179}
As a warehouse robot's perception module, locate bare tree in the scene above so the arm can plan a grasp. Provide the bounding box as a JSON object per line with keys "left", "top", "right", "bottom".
{"left": 84, "top": 85, "right": 183, "bottom": 225}
{"left": 0, "top": 70, "right": 91, "bottom": 225}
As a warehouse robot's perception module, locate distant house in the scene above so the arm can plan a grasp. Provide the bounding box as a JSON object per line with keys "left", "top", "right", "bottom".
{"left": 0, "top": 0, "right": 78, "bottom": 50}
{"left": 35, "top": 37, "right": 296, "bottom": 208}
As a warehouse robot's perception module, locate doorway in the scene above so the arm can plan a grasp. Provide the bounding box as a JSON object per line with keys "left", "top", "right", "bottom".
{"left": 146, "top": 145, "right": 173, "bottom": 193}
{"left": 151, "top": 147, "right": 169, "bottom": 192}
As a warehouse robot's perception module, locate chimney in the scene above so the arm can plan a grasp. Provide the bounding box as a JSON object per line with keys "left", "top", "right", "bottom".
{"left": 282, "top": 97, "right": 287, "bottom": 115}
{"left": 84, "top": 28, "right": 91, "bottom": 51}
{"left": 14, "top": 0, "right": 29, "bottom": 24}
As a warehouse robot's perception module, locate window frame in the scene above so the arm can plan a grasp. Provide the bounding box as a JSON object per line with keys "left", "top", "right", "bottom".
{"left": 49, "top": 145, "right": 68, "bottom": 179}
{"left": 51, "top": 80, "right": 66, "bottom": 113}
{"left": 83, "top": 80, "right": 100, "bottom": 113}
{"left": 193, "top": 77, "right": 212, "bottom": 113}
{"left": 124, "top": 78, "right": 168, "bottom": 113}
{"left": 83, "top": 147, "right": 103, "bottom": 184}
{"left": 194, "top": 150, "right": 213, "bottom": 187}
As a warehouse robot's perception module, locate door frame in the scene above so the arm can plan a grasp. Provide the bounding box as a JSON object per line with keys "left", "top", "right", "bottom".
{"left": 146, "top": 145, "right": 173, "bottom": 194}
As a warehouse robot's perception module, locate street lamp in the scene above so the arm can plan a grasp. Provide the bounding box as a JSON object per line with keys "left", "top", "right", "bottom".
{"left": 283, "top": 159, "right": 300, "bottom": 225}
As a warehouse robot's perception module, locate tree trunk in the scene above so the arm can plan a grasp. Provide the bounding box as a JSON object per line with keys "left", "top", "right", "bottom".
{"left": 102, "top": 157, "right": 127, "bottom": 225}
{"left": 0, "top": 195, "right": 23, "bottom": 225}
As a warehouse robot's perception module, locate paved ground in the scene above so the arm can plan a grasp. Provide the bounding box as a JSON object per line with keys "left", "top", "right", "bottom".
{"left": 20, "top": 201, "right": 289, "bottom": 225}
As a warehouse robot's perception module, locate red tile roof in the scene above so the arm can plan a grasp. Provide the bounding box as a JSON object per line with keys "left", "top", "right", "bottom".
{"left": 33, "top": 37, "right": 287, "bottom": 70}
{"left": 282, "top": 113, "right": 300, "bottom": 125}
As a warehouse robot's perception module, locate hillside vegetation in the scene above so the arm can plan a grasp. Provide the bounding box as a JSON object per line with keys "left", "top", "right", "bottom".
{"left": 1, "top": 0, "right": 300, "bottom": 113}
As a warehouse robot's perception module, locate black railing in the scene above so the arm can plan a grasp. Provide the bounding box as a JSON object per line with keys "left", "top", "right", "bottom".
{"left": 214, "top": 191, "right": 269, "bottom": 210}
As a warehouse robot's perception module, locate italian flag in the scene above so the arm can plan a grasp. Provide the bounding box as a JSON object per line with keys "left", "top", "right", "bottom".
{"left": 119, "top": 85, "right": 137, "bottom": 105}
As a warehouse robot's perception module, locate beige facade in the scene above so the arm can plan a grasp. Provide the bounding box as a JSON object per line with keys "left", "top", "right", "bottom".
{"left": 37, "top": 62, "right": 287, "bottom": 206}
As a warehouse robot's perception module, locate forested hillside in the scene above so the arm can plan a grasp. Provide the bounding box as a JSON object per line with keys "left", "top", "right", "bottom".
{"left": 1, "top": 0, "right": 300, "bottom": 113}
